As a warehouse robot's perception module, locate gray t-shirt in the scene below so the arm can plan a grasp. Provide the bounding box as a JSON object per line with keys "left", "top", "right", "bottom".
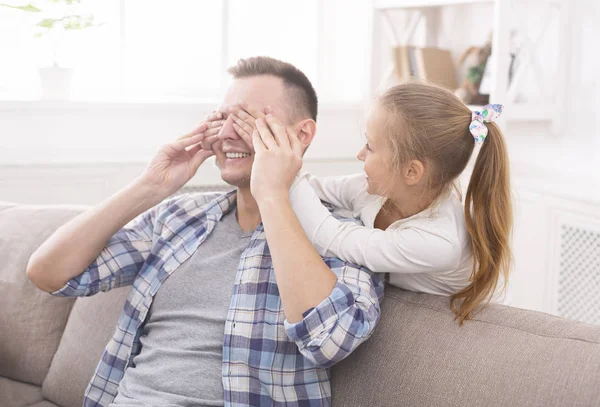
{"left": 110, "top": 208, "right": 251, "bottom": 407}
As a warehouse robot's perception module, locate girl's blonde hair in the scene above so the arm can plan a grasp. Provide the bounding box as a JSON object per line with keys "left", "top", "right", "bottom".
{"left": 379, "top": 82, "right": 513, "bottom": 325}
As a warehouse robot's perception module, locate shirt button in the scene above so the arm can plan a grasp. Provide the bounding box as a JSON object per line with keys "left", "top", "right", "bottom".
{"left": 233, "top": 322, "right": 236, "bottom": 328}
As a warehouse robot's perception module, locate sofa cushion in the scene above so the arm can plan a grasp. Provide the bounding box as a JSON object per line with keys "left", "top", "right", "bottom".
{"left": 332, "top": 285, "right": 600, "bottom": 406}
{"left": 42, "top": 286, "right": 130, "bottom": 407}
{"left": 0, "top": 377, "right": 44, "bottom": 407}
{"left": 0, "top": 204, "right": 79, "bottom": 385}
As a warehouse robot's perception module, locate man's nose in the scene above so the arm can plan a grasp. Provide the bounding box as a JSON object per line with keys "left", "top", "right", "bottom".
{"left": 219, "top": 116, "right": 240, "bottom": 141}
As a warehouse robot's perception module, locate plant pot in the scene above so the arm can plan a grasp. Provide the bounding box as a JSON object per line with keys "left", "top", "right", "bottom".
{"left": 38, "top": 66, "right": 73, "bottom": 100}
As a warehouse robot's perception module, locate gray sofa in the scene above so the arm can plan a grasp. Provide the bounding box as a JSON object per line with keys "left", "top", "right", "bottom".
{"left": 1, "top": 200, "right": 599, "bottom": 407}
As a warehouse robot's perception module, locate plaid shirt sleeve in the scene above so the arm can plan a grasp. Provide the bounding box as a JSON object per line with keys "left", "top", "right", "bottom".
{"left": 51, "top": 194, "right": 185, "bottom": 298}
{"left": 283, "top": 261, "right": 384, "bottom": 368}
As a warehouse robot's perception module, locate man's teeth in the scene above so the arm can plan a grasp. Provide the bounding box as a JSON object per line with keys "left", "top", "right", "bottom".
{"left": 225, "top": 152, "right": 251, "bottom": 159}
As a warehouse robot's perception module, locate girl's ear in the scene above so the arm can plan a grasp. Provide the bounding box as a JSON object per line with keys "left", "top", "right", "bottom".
{"left": 403, "top": 159, "right": 426, "bottom": 186}
{"left": 294, "top": 119, "right": 317, "bottom": 149}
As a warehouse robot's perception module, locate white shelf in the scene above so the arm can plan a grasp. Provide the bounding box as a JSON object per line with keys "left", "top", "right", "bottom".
{"left": 368, "top": 0, "right": 569, "bottom": 132}
{"left": 374, "top": 0, "right": 494, "bottom": 10}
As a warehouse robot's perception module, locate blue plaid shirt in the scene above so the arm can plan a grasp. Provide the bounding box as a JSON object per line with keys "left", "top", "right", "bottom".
{"left": 52, "top": 190, "right": 384, "bottom": 406}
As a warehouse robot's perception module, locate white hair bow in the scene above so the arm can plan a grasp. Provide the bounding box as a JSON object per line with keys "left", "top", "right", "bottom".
{"left": 469, "top": 104, "right": 503, "bottom": 144}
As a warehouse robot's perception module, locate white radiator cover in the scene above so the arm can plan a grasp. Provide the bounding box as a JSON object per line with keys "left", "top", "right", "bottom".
{"left": 556, "top": 221, "right": 600, "bottom": 325}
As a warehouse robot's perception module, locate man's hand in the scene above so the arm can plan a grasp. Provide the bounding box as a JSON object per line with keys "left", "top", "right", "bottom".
{"left": 200, "top": 110, "right": 226, "bottom": 152}
{"left": 251, "top": 113, "right": 303, "bottom": 203}
{"left": 139, "top": 111, "right": 224, "bottom": 197}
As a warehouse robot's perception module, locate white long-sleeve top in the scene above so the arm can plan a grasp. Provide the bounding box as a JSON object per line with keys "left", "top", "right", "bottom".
{"left": 289, "top": 172, "right": 474, "bottom": 296}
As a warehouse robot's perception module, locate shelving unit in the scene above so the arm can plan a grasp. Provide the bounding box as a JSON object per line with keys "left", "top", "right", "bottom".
{"left": 367, "top": 0, "right": 570, "bottom": 133}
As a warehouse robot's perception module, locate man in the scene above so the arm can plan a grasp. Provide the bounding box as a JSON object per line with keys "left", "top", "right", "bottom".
{"left": 27, "top": 56, "right": 383, "bottom": 407}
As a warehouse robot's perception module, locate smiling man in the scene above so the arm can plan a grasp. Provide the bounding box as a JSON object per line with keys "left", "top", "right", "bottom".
{"left": 26, "top": 56, "right": 383, "bottom": 407}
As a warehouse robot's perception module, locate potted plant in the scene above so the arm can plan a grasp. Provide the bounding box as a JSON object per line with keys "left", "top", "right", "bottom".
{"left": 0, "top": 1, "right": 99, "bottom": 100}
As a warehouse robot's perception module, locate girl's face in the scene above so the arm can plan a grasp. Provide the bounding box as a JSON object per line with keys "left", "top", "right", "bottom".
{"left": 357, "top": 106, "right": 402, "bottom": 197}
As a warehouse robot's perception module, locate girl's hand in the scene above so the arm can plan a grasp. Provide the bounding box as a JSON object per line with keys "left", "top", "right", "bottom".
{"left": 251, "top": 114, "right": 303, "bottom": 204}
{"left": 229, "top": 101, "right": 268, "bottom": 147}
{"left": 139, "top": 111, "right": 224, "bottom": 196}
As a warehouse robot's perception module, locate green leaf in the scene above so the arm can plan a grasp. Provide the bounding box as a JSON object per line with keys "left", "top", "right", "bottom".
{"left": 63, "top": 20, "right": 82, "bottom": 29}
{"left": 33, "top": 32, "right": 43, "bottom": 38}
{"left": 0, "top": 3, "right": 41, "bottom": 12}
{"left": 63, "top": 15, "right": 96, "bottom": 30}
{"left": 36, "top": 18, "right": 59, "bottom": 28}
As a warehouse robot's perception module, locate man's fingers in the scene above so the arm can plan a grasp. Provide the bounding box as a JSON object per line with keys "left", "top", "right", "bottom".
{"left": 190, "top": 148, "right": 214, "bottom": 170}
{"left": 255, "top": 118, "right": 278, "bottom": 149}
{"left": 201, "top": 134, "right": 220, "bottom": 150}
{"left": 204, "top": 126, "right": 222, "bottom": 138}
{"left": 185, "top": 144, "right": 202, "bottom": 155}
{"left": 205, "top": 110, "right": 223, "bottom": 122}
{"left": 177, "top": 122, "right": 208, "bottom": 141}
{"left": 265, "top": 114, "right": 290, "bottom": 150}
{"left": 206, "top": 119, "right": 225, "bottom": 129}
{"left": 178, "top": 111, "right": 223, "bottom": 141}
{"left": 176, "top": 133, "right": 204, "bottom": 149}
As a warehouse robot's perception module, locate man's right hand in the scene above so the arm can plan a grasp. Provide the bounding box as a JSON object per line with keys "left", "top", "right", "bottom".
{"left": 27, "top": 111, "right": 224, "bottom": 294}
{"left": 139, "top": 111, "right": 224, "bottom": 197}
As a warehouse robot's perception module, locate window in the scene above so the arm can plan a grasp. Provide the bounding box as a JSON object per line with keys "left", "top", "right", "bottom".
{"left": 0, "top": 0, "right": 369, "bottom": 103}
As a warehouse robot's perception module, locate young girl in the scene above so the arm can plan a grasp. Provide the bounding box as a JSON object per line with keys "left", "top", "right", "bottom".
{"left": 284, "top": 82, "right": 512, "bottom": 325}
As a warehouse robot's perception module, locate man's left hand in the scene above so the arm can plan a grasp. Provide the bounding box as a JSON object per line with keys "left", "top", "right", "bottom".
{"left": 251, "top": 114, "right": 303, "bottom": 204}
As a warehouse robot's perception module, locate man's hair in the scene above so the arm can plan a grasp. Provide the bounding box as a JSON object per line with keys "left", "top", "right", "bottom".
{"left": 227, "top": 56, "right": 318, "bottom": 122}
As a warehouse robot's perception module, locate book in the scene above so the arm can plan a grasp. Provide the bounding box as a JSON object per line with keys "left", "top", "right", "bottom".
{"left": 392, "top": 46, "right": 458, "bottom": 91}
{"left": 412, "top": 47, "right": 458, "bottom": 90}
{"left": 392, "top": 45, "right": 412, "bottom": 83}
{"left": 408, "top": 46, "right": 418, "bottom": 78}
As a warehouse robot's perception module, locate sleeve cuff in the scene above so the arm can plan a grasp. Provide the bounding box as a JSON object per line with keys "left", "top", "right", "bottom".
{"left": 284, "top": 281, "right": 355, "bottom": 343}
{"left": 289, "top": 176, "right": 332, "bottom": 255}
{"left": 49, "top": 274, "right": 87, "bottom": 297}
{"left": 289, "top": 169, "right": 310, "bottom": 192}
{"left": 50, "top": 281, "right": 76, "bottom": 297}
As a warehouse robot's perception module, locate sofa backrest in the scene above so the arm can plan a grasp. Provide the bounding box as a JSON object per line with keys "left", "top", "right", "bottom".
{"left": 0, "top": 202, "right": 77, "bottom": 386}
{"left": 332, "top": 286, "right": 600, "bottom": 406}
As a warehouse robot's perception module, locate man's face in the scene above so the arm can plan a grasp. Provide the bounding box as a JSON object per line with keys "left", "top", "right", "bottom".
{"left": 214, "top": 76, "right": 289, "bottom": 188}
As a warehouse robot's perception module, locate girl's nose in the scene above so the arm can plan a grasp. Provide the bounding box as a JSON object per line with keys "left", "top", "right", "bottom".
{"left": 357, "top": 147, "right": 366, "bottom": 162}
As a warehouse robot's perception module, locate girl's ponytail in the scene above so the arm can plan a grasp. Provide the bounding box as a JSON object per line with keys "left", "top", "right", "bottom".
{"left": 451, "top": 122, "right": 513, "bottom": 325}
{"left": 379, "top": 83, "right": 513, "bottom": 325}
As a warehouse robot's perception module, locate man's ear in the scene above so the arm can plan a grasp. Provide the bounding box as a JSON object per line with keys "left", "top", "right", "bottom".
{"left": 293, "top": 119, "right": 317, "bottom": 148}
